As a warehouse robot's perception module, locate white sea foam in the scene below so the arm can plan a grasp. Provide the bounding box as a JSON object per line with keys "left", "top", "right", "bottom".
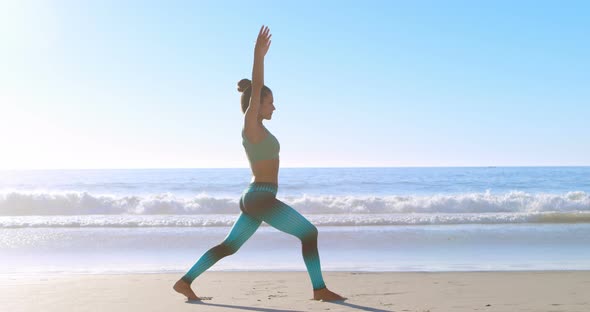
{"left": 0, "top": 190, "right": 589, "bottom": 227}
{"left": 2, "top": 212, "right": 590, "bottom": 228}
{"left": 1, "top": 190, "right": 588, "bottom": 216}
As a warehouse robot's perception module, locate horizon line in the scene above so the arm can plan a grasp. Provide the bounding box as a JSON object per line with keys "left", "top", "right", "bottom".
{"left": 1, "top": 165, "right": 589, "bottom": 171}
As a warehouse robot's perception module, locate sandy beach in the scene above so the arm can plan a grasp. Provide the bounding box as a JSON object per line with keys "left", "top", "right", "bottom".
{"left": 2, "top": 270, "right": 589, "bottom": 312}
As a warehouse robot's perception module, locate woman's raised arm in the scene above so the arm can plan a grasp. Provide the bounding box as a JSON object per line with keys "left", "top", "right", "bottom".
{"left": 244, "top": 25, "right": 272, "bottom": 128}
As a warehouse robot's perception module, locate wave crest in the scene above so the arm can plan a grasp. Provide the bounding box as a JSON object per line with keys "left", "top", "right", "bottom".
{"left": 0, "top": 190, "right": 588, "bottom": 216}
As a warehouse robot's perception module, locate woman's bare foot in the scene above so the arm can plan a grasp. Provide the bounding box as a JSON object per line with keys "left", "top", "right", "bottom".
{"left": 313, "top": 287, "right": 347, "bottom": 301}
{"left": 173, "top": 279, "right": 201, "bottom": 300}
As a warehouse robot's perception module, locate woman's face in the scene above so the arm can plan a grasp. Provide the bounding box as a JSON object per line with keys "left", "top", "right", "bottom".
{"left": 260, "top": 92, "right": 275, "bottom": 120}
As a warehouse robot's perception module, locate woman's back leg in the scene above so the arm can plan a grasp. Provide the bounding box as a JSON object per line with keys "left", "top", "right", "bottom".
{"left": 181, "top": 211, "right": 262, "bottom": 285}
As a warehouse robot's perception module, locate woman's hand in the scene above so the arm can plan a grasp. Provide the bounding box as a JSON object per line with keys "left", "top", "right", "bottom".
{"left": 254, "top": 25, "right": 272, "bottom": 58}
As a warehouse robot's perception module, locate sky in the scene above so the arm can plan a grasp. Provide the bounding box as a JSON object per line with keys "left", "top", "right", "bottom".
{"left": 1, "top": 0, "right": 589, "bottom": 169}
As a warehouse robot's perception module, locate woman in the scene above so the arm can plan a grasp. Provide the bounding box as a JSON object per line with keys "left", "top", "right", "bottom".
{"left": 173, "top": 25, "right": 346, "bottom": 302}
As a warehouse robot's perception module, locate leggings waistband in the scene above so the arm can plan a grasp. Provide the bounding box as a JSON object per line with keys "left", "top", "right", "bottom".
{"left": 244, "top": 182, "right": 278, "bottom": 195}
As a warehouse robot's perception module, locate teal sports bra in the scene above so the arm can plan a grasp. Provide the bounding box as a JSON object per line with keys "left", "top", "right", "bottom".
{"left": 242, "top": 125, "right": 280, "bottom": 164}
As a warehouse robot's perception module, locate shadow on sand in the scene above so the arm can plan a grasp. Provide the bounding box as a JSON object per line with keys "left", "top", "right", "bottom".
{"left": 185, "top": 298, "right": 394, "bottom": 312}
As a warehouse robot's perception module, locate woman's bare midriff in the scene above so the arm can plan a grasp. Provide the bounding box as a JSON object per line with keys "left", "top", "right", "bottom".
{"left": 250, "top": 158, "right": 280, "bottom": 184}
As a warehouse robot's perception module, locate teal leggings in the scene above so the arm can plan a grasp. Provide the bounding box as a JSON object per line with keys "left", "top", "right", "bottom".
{"left": 180, "top": 182, "right": 327, "bottom": 290}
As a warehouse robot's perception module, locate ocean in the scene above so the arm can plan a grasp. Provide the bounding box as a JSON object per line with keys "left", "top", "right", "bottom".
{"left": 1, "top": 167, "right": 589, "bottom": 275}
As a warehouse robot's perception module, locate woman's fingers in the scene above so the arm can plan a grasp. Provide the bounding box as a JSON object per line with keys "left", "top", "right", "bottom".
{"left": 264, "top": 30, "right": 271, "bottom": 42}
{"left": 258, "top": 25, "right": 271, "bottom": 41}
{"left": 255, "top": 25, "right": 271, "bottom": 55}
{"left": 259, "top": 25, "right": 265, "bottom": 36}
{"left": 259, "top": 25, "right": 267, "bottom": 38}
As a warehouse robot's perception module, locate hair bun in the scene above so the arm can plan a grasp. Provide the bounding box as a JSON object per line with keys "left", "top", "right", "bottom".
{"left": 237, "top": 78, "right": 252, "bottom": 93}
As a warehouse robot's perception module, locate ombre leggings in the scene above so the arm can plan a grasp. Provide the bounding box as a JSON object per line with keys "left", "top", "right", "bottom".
{"left": 180, "top": 182, "right": 327, "bottom": 290}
